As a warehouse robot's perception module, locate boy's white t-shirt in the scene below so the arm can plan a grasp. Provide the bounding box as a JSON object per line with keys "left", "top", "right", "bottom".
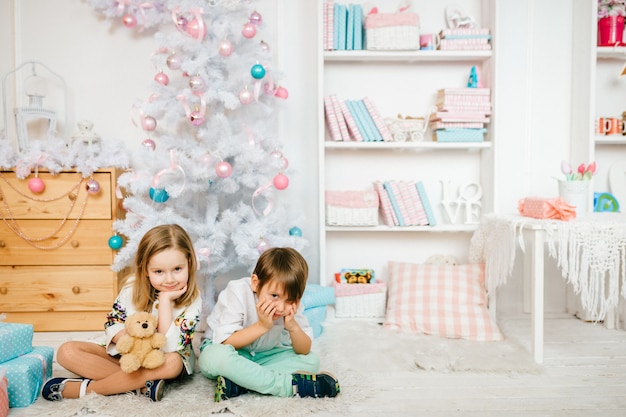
{"left": 206, "top": 277, "right": 313, "bottom": 354}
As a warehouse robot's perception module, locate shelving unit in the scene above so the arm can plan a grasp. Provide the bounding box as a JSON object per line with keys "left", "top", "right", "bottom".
{"left": 317, "top": 1, "right": 496, "bottom": 286}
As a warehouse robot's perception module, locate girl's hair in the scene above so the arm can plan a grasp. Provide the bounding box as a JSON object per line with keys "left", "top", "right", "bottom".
{"left": 132, "top": 224, "right": 200, "bottom": 311}
{"left": 253, "top": 247, "right": 308, "bottom": 302}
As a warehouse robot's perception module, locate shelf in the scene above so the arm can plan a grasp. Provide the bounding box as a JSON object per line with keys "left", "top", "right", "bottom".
{"left": 326, "top": 225, "right": 478, "bottom": 232}
{"left": 324, "top": 141, "right": 491, "bottom": 150}
{"left": 595, "top": 137, "right": 626, "bottom": 145}
{"left": 324, "top": 50, "right": 492, "bottom": 62}
{"left": 596, "top": 46, "right": 626, "bottom": 59}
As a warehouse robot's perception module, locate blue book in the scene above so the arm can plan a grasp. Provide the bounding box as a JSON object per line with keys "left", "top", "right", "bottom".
{"left": 355, "top": 99, "right": 383, "bottom": 141}
{"left": 333, "top": 3, "right": 340, "bottom": 50}
{"left": 415, "top": 181, "right": 436, "bottom": 226}
{"left": 346, "top": 100, "right": 372, "bottom": 141}
{"left": 353, "top": 4, "right": 363, "bottom": 50}
{"left": 346, "top": 4, "right": 354, "bottom": 50}
{"left": 383, "top": 181, "right": 405, "bottom": 226}
{"left": 336, "top": 4, "right": 348, "bottom": 50}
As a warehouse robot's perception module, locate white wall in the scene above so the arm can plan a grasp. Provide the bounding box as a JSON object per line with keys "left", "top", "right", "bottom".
{"left": 0, "top": 0, "right": 579, "bottom": 314}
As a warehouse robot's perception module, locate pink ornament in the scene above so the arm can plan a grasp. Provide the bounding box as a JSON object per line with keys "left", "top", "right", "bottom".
{"left": 218, "top": 40, "right": 233, "bottom": 57}
{"left": 242, "top": 22, "right": 257, "bottom": 39}
{"left": 85, "top": 179, "right": 101, "bottom": 195}
{"left": 142, "top": 116, "right": 157, "bottom": 131}
{"left": 216, "top": 161, "right": 232, "bottom": 178}
{"left": 122, "top": 14, "right": 137, "bottom": 28}
{"left": 190, "top": 110, "right": 205, "bottom": 126}
{"left": 167, "top": 54, "right": 181, "bottom": 70}
{"left": 270, "top": 150, "right": 289, "bottom": 169}
{"left": 189, "top": 76, "right": 205, "bottom": 94}
{"left": 154, "top": 72, "right": 169, "bottom": 86}
{"left": 274, "top": 86, "right": 289, "bottom": 99}
{"left": 28, "top": 177, "right": 45, "bottom": 193}
{"left": 175, "top": 15, "right": 188, "bottom": 31}
{"left": 142, "top": 138, "right": 156, "bottom": 150}
{"left": 273, "top": 173, "right": 289, "bottom": 190}
{"left": 263, "top": 81, "right": 276, "bottom": 95}
{"left": 249, "top": 10, "right": 263, "bottom": 25}
{"left": 187, "top": 18, "right": 206, "bottom": 39}
{"left": 239, "top": 87, "right": 253, "bottom": 105}
{"left": 257, "top": 238, "right": 269, "bottom": 254}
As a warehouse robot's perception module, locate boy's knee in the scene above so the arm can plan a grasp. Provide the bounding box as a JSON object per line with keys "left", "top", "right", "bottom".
{"left": 198, "top": 343, "right": 234, "bottom": 378}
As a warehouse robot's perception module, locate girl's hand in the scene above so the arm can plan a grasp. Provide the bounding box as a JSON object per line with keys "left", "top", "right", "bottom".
{"left": 158, "top": 285, "right": 187, "bottom": 304}
{"left": 283, "top": 301, "right": 299, "bottom": 332}
{"left": 256, "top": 297, "right": 277, "bottom": 330}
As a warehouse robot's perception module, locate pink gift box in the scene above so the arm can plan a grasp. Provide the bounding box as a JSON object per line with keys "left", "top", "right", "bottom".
{"left": 518, "top": 197, "right": 576, "bottom": 221}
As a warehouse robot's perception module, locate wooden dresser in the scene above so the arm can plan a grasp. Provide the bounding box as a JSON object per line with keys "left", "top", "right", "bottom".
{"left": 0, "top": 167, "right": 121, "bottom": 331}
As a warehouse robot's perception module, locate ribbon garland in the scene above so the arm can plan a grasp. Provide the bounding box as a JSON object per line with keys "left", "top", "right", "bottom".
{"left": 251, "top": 181, "right": 274, "bottom": 216}
{"left": 171, "top": 7, "right": 205, "bottom": 40}
{"left": 131, "top": 94, "right": 159, "bottom": 130}
{"left": 151, "top": 149, "right": 186, "bottom": 197}
{"left": 176, "top": 94, "right": 206, "bottom": 121}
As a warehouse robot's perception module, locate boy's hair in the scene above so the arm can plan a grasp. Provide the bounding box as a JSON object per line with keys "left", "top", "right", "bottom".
{"left": 132, "top": 224, "right": 200, "bottom": 311}
{"left": 253, "top": 247, "right": 308, "bottom": 302}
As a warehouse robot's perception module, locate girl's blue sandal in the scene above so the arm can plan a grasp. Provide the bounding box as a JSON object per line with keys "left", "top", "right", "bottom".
{"left": 42, "top": 377, "right": 91, "bottom": 401}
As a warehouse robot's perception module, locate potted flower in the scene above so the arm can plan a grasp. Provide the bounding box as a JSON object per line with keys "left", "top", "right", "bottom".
{"left": 598, "top": 0, "right": 626, "bottom": 46}
{"left": 558, "top": 161, "right": 597, "bottom": 215}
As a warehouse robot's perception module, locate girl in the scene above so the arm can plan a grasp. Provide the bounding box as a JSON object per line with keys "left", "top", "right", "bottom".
{"left": 198, "top": 247, "right": 340, "bottom": 401}
{"left": 42, "top": 224, "right": 202, "bottom": 402}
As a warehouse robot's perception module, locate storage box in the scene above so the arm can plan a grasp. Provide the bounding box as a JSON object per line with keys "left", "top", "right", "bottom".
{"left": 365, "top": 12, "right": 420, "bottom": 51}
{"left": 0, "top": 322, "right": 34, "bottom": 363}
{"left": 433, "top": 128, "right": 486, "bottom": 143}
{"left": 1, "top": 346, "right": 53, "bottom": 408}
{"left": 334, "top": 282, "right": 387, "bottom": 318}
{"left": 325, "top": 190, "right": 379, "bottom": 226}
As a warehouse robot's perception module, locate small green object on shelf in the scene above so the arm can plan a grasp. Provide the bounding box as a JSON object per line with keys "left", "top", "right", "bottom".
{"left": 594, "top": 192, "right": 620, "bottom": 212}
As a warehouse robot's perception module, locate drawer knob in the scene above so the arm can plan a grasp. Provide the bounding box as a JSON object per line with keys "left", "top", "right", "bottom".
{"left": 71, "top": 240, "right": 79, "bottom": 248}
{"left": 0, "top": 287, "right": 7, "bottom": 295}
{"left": 0, "top": 240, "right": 5, "bottom": 248}
{"left": 72, "top": 286, "right": 81, "bottom": 294}
{"left": 69, "top": 193, "right": 77, "bottom": 201}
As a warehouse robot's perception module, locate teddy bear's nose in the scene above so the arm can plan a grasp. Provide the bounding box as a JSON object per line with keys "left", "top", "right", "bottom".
{"left": 142, "top": 323, "right": 148, "bottom": 329}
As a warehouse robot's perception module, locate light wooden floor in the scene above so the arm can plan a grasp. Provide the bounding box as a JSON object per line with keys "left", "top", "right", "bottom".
{"left": 18, "top": 313, "right": 626, "bottom": 416}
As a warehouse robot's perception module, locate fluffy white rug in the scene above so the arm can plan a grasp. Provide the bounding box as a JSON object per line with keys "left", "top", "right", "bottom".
{"left": 11, "top": 318, "right": 539, "bottom": 417}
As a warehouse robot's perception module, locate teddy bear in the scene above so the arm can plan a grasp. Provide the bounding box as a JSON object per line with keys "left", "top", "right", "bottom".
{"left": 117, "top": 311, "right": 166, "bottom": 373}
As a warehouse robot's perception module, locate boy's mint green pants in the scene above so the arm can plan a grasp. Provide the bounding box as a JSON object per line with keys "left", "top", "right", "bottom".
{"left": 198, "top": 340, "right": 320, "bottom": 397}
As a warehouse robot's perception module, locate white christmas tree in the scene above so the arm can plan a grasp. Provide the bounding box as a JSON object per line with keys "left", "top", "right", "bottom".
{"left": 88, "top": 0, "right": 307, "bottom": 310}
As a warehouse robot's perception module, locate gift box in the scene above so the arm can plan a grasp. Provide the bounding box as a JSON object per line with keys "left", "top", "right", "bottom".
{"left": 334, "top": 282, "right": 387, "bottom": 318}
{"left": 0, "top": 322, "right": 34, "bottom": 364}
{"left": 302, "top": 284, "right": 336, "bottom": 338}
{"left": 1, "top": 346, "right": 54, "bottom": 408}
{"left": 518, "top": 197, "right": 576, "bottom": 221}
{"left": 0, "top": 369, "right": 7, "bottom": 417}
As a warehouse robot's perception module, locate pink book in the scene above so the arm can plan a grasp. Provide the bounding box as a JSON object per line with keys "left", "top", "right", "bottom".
{"left": 324, "top": 1, "right": 334, "bottom": 51}
{"left": 362, "top": 96, "right": 393, "bottom": 142}
{"left": 330, "top": 95, "right": 350, "bottom": 141}
{"left": 324, "top": 95, "right": 342, "bottom": 141}
{"left": 338, "top": 99, "right": 363, "bottom": 141}
{"left": 405, "top": 180, "right": 429, "bottom": 225}
{"left": 373, "top": 180, "right": 397, "bottom": 226}
{"left": 388, "top": 180, "right": 411, "bottom": 226}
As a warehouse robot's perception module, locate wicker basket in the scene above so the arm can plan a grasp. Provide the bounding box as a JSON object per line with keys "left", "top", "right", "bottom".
{"left": 334, "top": 283, "right": 387, "bottom": 318}
{"left": 325, "top": 190, "right": 379, "bottom": 226}
{"left": 365, "top": 12, "right": 420, "bottom": 51}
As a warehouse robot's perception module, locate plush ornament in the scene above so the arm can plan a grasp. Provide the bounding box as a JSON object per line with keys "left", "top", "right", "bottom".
{"left": 117, "top": 312, "right": 166, "bottom": 373}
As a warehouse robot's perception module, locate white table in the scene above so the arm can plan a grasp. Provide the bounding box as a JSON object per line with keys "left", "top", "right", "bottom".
{"left": 470, "top": 213, "right": 626, "bottom": 363}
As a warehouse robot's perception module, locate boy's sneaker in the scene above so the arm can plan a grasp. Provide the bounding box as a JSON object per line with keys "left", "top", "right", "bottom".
{"left": 214, "top": 375, "right": 248, "bottom": 402}
{"left": 292, "top": 372, "right": 340, "bottom": 398}
{"left": 142, "top": 379, "right": 165, "bottom": 402}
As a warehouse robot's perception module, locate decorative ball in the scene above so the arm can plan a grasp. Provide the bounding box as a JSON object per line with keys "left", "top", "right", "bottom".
{"left": 263, "top": 81, "right": 276, "bottom": 95}
{"left": 218, "top": 40, "right": 233, "bottom": 57}
{"left": 270, "top": 150, "right": 289, "bottom": 169}
{"left": 215, "top": 161, "right": 232, "bottom": 178}
{"left": 289, "top": 226, "right": 302, "bottom": 237}
{"left": 273, "top": 173, "right": 289, "bottom": 190}
{"left": 142, "top": 138, "right": 156, "bottom": 150}
{"left": 260, "top": 40, "right": 270, "bottom": 52}
{"left": 256, "top": 238, "right": 269, "bottom": 254}
{"left": 28, "top": 177, "right": 45, "bottom": 193}
{"left": 142, "top": 116, "right": 157, "bottom": 131}
{"left": 190, "top": 110, "right": 205, "bottom": 126}
{"left": 166, "top": 54, "right": 181, "bottom": 70}
{"left": 108, "top": 235, "right": 123, "bottom": 250}
{"left": 242, "top": 22, "right": 257, "bottom": 39}
{"left": 187, "top": 18, "right": 206, "bottom": 39}
{"left": 175, "top": 15, "right": 188, "bottom": 31}
{"left": 250, "top": 63, "right": 266, "bottom": 79}
{"left": 85, "top": 179, "right": 101, "bottom": 195}
{"left": 122, "top": 14, "right": 137, "bottom": 28}
{"left": 249, "top": 10, "right": 263, "bottom": 25}
{"left": 154, "top": 72, "right": 169, "bottom": 86}
{"left": 239, "top": 87, "right": 253, "bottom": 105}
{"left": 149, "top": 187, "right": 169, "bottom": 203}
{"left": 274, "top": 86, "right": 289, "bottom": 99}
{"left": 189, "top": 75, "right": 205, "bottom": 94}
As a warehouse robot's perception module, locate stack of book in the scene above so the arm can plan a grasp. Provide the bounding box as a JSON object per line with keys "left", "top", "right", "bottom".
{"left": 430, "top": 87, "right": 491, "bottom": 142}
{"left": 438, "top": 28, "right": 491, "bottom": 51}
{"left": 373, "top": 180, "right": 436, "bottom": 227}
{"left": 324, "top": 94, "right": 394, "bottom": 142}
{"left": 323, "top": 1, "right": 364, "bottom": 51}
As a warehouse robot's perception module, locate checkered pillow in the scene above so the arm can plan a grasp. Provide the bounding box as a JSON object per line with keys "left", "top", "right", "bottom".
{"left": 384, "top": 261, "right": 503, "bottom": 341}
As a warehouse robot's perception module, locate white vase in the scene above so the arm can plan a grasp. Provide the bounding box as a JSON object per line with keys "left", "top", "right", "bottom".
{"left": 558, "top": 180, "right": 590, "bottom": 216}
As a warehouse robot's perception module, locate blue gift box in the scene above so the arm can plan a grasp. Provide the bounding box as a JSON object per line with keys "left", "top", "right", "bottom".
{"left": 0, "top": 346, "right": 53, "bottom": 408}
{"left": 0, "top": 323, "right": 34, "bottom": 364}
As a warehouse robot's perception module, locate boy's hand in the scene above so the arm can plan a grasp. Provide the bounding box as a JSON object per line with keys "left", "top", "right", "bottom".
{"left": 283, "top": 301, "right": 299, "bottom": 332}
{"left": 256, "top": 297, "right": 277, "bottom": 330}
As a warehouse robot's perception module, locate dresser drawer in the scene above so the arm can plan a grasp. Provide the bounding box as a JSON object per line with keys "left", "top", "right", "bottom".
{"left": 0, "top": 219, "right": 115, "bottom": 265}
{"left": 0, "top": 265, "right": 117, "bottom": 312}
{"left": 0, "top": 170, "right": 113, "bottom": 220}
